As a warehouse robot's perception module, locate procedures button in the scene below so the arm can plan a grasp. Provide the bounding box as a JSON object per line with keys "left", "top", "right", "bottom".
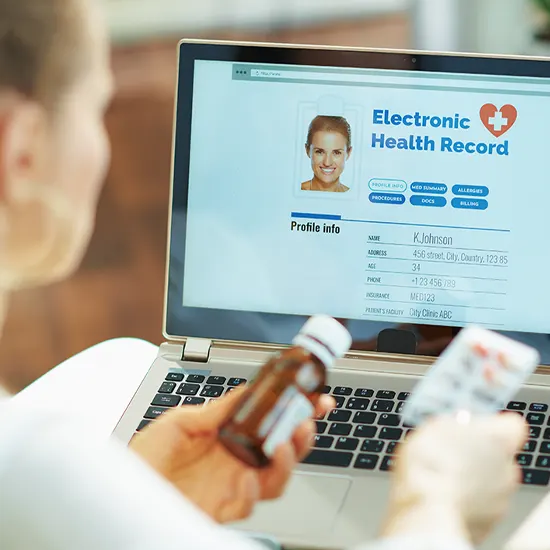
{"left": 410, "top": 195, "right": 447, "bottom": 208}
{"left": 369, "top": 192, "right": 405, "bottom": 205}
{"left": 451, "top": 198, "right": 488, "bottom": 210}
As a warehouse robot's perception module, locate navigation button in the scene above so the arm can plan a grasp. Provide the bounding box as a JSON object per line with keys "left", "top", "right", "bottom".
{"left": 452, "top": 185, "right": 489, "bottom": 197}
{"left": 368, "top": 178, "right": 407, "bottom": 193}
{"left": 410, "top": 182, "right": 447, "bottom": 194}
{"left": 409, "top": 195, "right": 446, "bottom": 208}
{"left": 369, "top": 192, "right": 405, "bottom": 205}
{"left": 451, "top": 198, "right": 488, "bottom": 210}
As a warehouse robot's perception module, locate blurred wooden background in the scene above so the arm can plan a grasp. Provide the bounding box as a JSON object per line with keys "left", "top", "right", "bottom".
{"left": 0, "top": 13, "right": 409, "bottom": 393}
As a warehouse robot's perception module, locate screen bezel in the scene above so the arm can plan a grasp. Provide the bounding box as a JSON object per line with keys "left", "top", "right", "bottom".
{"left": 164, "top": 40, "right": 550, "bottom": 358}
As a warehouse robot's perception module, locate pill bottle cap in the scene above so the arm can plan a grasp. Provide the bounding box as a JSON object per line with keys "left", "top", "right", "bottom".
{"left": 292, "top": 315, "right": 352, "bottom": 368}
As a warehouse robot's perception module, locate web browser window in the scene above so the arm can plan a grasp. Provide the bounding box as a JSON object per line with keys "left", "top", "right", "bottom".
{"left": 182, "top": 59, "right": 550, "bottom": 334}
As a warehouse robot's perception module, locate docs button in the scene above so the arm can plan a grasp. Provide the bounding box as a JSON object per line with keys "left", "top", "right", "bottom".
{"left": 409, "top": 195, "right": 447, "bottom": 208}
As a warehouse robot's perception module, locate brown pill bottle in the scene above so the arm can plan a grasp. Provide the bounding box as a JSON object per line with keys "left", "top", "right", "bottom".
{"left": 219, "top": 315, "right": 352, "bottom": 468}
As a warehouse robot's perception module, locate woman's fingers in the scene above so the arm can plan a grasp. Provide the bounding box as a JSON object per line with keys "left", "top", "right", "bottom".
{"left": 217, "top": 469, "right": 260, "bottom": 523}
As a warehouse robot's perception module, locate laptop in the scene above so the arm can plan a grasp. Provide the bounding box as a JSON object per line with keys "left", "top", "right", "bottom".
{"left": 113, "top": 40, "right": 550, "bottom": 550}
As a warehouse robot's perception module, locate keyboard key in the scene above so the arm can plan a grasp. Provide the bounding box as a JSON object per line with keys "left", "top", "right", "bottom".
{"left": 544, "top": 428, "right": 550, "bottom": 440}
{"left": 182, "top": 396, "right": 205, "bottom": 406}
{"left": 165, "top": 372, "right": 184, "bottom": 382}
{"left": 508, "top": 401, "right": 527, "bottom": 411}
{"left": 353, "top": 412, "right": 376, "bottom": 424}
{"left": 144, "top": 406, "right": 167, "bottom": 419}
{"left": 137, "top": 420, "right": 151, "bottom": 431}
{"left": 322, "top": 385, "right": 331, "bottom": 394}
{"left": 354, "top": 425, "right": 377, "bottom": 438}
{"left": 315, "top": 421, "right": 328, "bottom": 434}
{"left": 378, "top": 414, "right": 401, "bottom": 427}
{"left": 531, "top": 403, "right": 549, "bottom": 412}
{"left": 354, "top": 454, "right": 379, "bottom": 470}
{"left": 527, "top": 413, "right": 546, "bottom": 426}
{"left": 398, "top": 392, "right": 411, "bottom": 401}
{"left": 206, "top": 376, "right": 226, "bottom": 385}
{"left": 380, "top": 455, "right": 395, "bottom": 471}
{"left": 200, "top": 385, "right": 224, "bottom": 398}
{"left": 314, "top": 435, "right": 334, "bottom": 449}
{"left": 386, "top": 442, "right": 399, "bottom": 454}
{"left": 346, "top": 398, "right": 370, "bottom": 411}
{"left": 516, "top": 454, "right": 533, "bottom": 467}
{"left": 158, "top": 382, "right": 176, "bottom": 394}
{"left": 396, "top": 402, "right": 406, "bottom": 414}
{"left": 537, "top": 456, "right": 550, "bottom": 469}
{"left": 334, "top": 396, "right": 346, "bottom": 408}
{"left": 376, "top": 390, "right": 396, "bottom": 399}
{"left": 522, "top": 469, "right": 550, "bottom": 486}
{"left": 152, "top": 394, "right": 181, "bottom": 407}
{"left": 228, "top": 377, "right": 246, "bottom": 386}
{"left": 371, "top": 399, "right": 394, "bottom": 413}
{"left": 177, "top": 383, "right": 200, "bottom": 396}
{"left": 523, "top": 440, "right": 537, "bottom": 453}
{"left": 530, "top": 426, "right": 542, "bottom": 439}
{"left": 361, "top": 439, "right": 384, "bottom": 453}
{"left": 328, "top": 409, "right": 352, "bottom": 422}
{"left": 302, "top": 450, "right": 353, "bottom": 467}
{"left": 355, "top": 388, "right": 374, "bottom": 398}
{"left": 336, "top": 437, "right": 359, "bottom": 451}
{"left": 186, "top": 374, "right": 205, "bottom": 383}
{"left": 329, "top": 423, "right": 352, "bottom": 436}
{"left": 540, "top": 442, "right": 550, "bottom": 454}
{"left": 379, "top": 427, "right": 403, "bottom": 440}
{"left": 333, "top": 386, "right": 353, "bottom": 396}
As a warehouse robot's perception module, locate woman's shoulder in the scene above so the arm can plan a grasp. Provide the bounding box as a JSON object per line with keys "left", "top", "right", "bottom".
{"left": 301, "top": 180, "right": 312, "bottom": 191}
{"left": 337, "top": 183, "right": 350, "bottom": 193}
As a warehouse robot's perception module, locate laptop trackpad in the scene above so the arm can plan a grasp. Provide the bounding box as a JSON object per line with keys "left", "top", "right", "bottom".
{"left": 237, "top": 472, "right": 351, "bottom": 537}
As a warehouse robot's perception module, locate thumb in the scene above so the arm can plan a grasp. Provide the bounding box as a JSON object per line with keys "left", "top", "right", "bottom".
{"left": 490, "top": 414, "right": 528, "bottom": 453}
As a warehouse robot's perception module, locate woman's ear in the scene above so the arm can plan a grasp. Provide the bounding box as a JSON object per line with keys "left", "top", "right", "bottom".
{"left": 346, "top": 146, "right": 353, "bottom": 159}
{"left": 305, "top": 144, "right": 311, "bottom": 158}
{"left": 0, "top": 98, "right": 47, "bottom": 204}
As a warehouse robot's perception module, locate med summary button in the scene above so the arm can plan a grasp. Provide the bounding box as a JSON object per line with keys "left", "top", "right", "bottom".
{"left": 410, "top": 195, "right": 447, "bottom": 208}
{"left": 451, "top": 198, "right": 488, "bottom": 210}
{"left": 369, "top": 192, "right": 405, "bottom": 205}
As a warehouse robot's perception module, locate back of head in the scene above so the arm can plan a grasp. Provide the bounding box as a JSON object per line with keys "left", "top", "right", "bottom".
{"left": 0, "top": 0, "right": 87, "bottom": 107}
{"left": 0, "top": 0, "right": 112, "bottom": 292}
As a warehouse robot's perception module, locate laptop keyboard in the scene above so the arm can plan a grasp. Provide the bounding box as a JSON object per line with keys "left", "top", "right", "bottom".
{"left": 135, "top": 374, "right": 550, "bottom": 487}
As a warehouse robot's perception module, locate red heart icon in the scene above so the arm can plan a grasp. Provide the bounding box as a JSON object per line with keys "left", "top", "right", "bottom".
{"left": 479, "top": 104, "right": 517, "bottom": 138}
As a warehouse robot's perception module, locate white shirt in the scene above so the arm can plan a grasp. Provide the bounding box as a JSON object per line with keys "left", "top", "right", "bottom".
{"left": 0, "top": 393, "right": 472, "bottom": 550}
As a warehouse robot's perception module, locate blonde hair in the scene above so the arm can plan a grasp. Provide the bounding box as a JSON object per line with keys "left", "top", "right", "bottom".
{"left": 306, "top": 115, "right": 352, "bottom": 150}
{"left": 0, "top": 0, "right": 86, "bottom": 107}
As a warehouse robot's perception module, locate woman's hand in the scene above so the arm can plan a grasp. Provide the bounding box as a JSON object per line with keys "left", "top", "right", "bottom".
{"left": 129, "top": 389, "right": 333, "bottom": 523}
{"left": 381, "top": 414, "right": 527, "bottom": 545}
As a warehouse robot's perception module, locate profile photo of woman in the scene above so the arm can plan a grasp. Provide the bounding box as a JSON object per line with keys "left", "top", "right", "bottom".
{"left": 301, "top": 115, "right": 352, "bottom": 193}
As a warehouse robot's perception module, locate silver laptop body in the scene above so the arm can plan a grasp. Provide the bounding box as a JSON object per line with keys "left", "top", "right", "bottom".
{"left": 113, "top": 40, "right": 550, "bottom": 550}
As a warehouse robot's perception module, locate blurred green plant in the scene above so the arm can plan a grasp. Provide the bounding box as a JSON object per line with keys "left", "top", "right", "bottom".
{"left": 534, "top": 0, "right": 550, "bottom": 38}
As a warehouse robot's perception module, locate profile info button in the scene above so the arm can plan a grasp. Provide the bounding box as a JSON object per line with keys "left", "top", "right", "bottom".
{"left": 410, "top": 195, "right": 446, "bottom": 208}
{"left": 451, "top": 198, "right": 488, "bottom": 210}
{"left": 369, "top": 192, "right": 405, "bottom": 205}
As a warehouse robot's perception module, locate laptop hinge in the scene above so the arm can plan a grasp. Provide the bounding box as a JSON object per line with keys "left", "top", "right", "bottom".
{"left": 182, "top": 337, "right": 212, "bottom": 362}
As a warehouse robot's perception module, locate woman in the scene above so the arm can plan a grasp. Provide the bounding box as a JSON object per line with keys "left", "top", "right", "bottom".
{"left": 301, "top": 115, "right": 352, "bottom": 193}
{"left": 0, "top": 0, "right": 527, "bottom": 548}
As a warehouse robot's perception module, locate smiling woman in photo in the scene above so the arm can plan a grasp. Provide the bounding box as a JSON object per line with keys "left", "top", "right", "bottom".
{"left": 301, "top": 115, "right": 352, "bottom": 193}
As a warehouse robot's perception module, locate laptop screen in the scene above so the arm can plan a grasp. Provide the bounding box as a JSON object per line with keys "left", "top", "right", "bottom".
{"left": 166, "top": 42, "right": 550, "bottom": 362}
